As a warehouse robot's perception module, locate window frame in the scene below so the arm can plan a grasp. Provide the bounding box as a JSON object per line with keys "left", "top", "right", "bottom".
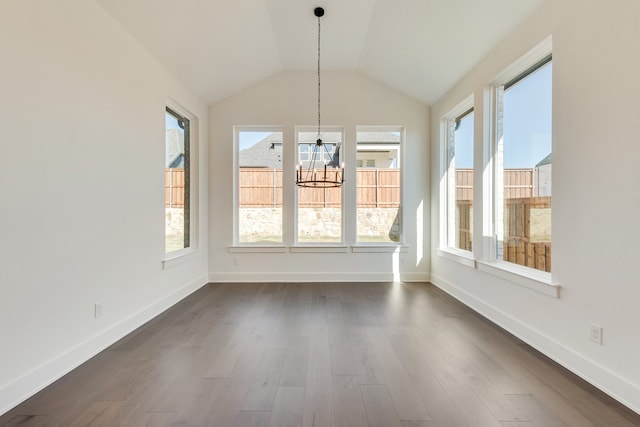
{"left": 354, "top": 126, "right": 405, "bottom": 246}
{"left": 482, "top": 36, "right": 554, "bottom": 286}
{"left": 440, "top": 98, "right": 475, "bottom": 256}
{"left": 164, "top": 105, "right": 193, "bottom": 257}
{"left": 233, "top": 126, "right": 285, "bottom": 247}
{"left": 294, "top": 126, "right": 346, "bottom": 246}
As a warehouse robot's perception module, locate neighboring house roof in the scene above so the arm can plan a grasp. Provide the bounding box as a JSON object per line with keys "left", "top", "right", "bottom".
{"left": 356, "top": 131, "right": 401, "bottom": 143}
{"left": 239, "top": 133, "right": 283, "bottom": 168}
{"left": 166, "top": 128, "right": 185, "bottom": 168}
{"left": 536, "top": 153, "right": 552, "bottom": 167}
{"left": 168, "top": 153, "right": 184, "bottom": 168}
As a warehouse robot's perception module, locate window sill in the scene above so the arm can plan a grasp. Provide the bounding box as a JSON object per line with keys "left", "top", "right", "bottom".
{"left": 291, "top": 245, "right": 349, "bottom": 253}
{"left": 228, "top": 245, "right": 288, "bottom": 253}
{"left": 476, "top": 260, "right": 559, "bottom": 298}
{"left": 437, "top": 248, "right": 476, "bottom": 268}
{"left": 162, "top": 249, "right": 200, "bottom": 270}
{"left": 352, "top": 244, "right": 409, "bottom": 253}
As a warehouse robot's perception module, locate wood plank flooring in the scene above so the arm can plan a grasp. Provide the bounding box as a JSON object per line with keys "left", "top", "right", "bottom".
{"left": 2, "top": 282, "right": 639, "bottom": 426}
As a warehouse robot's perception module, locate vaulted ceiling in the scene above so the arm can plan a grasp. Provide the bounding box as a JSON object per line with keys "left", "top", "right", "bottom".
{"left": 95, "top": 0, "right": 543, "bottom": 105}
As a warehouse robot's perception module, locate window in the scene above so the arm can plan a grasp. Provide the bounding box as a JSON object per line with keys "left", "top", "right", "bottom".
{"left": 296, "top": 129, "right": 343, "bottom": 243}
{"left": 444, "top": 107, "right": 474, "bottom": 251}
{"left": 356, "top": 128, "right": 402, "bottom": 243}
{"left": 299, "top": 144, "right": 310, "bottom": 162}
{"left": 235, "top": 128, "right": 283, "bottom": 244}
{"left": 165, "top": 107, "right": 190, "bottom": 253}
{"left": 494, "top": 55, "right": 552, "bottom": 272}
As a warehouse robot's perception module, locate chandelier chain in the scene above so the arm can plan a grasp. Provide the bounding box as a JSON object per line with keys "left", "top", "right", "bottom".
{"left": 296, "top": 7, "right": 343, "bottom": 188}
{"left": 317, "top": 14, "right": 321, "bottom": 139}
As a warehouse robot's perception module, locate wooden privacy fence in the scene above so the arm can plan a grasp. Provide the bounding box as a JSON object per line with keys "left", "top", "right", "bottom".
{"left": 356, "top": 169, "right": 400, "bottom": 208}
{"left": 503, "top": 169, "right": 534, "bottom": 199}
{"left": 455, "top": 167, "right": 551, "bottom": 272}
{"left": 165, "top": 168, "right": 185, "bottom": 208}
{"left": 456, "top": 200, "right": 473, "bottom": 251}
{"left": 503, "top": 196, "right": 551, "bottom": 272}
{"left": 238, "top": 168, "right": 283, "bottom": 207}
{"left": 236, "top": 168, "right": 400, "bottom": 208}
{"left": 455, "top": 196, "right": 551, "bottom": 272}
{"left": 455, "top": 168, "right": 535, "bottom": 200}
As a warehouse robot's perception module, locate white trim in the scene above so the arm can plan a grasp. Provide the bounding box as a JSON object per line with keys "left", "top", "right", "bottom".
{"left": 233, "top": 126, "right": 285, "bottom": 246}
{"left": 162, "top": 249, "right": 201, "bottom": 269}
{"left": 440, "top": 96, "right": 474, "bottom": 250}
{"left": 228, "top": 245, "right": 288, "bottom": 253}
{"left": 476, "top": 260, "right": 558, "bottom": 298}
{"left": 481, "top": 36, "right": 554, "bottom": 279}
{"left": 488, "top": 35, "right": 553, "bottom": 87}
{"left": 209, "top": 272, "right": 429, "bottom": 283}
{"left": 429, "top": 274, "right": 640, "bottom": 415}
{"left": 352, "top": 245, "right": 409, "bottom": 253}
{"left": 290, "top": 245, "right": 349, "bottom": 253}
{"left": 356, "top": 125, "right": 405, "bottom": 245}
{"left": 0, "top": 276, "right": 208, "bottom": 417}
{"left": 436, "top": 247, "right": 476, "bottom": 268}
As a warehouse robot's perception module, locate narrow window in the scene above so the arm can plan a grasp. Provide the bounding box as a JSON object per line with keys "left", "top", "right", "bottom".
{"left": 296, "top": 129, "right": 343, "bottom": 243}
{"left": 446, "top": 108, "right": 474, "bottom": 251}
{"left": 165, "top": 107, "right": 190, "bottom": 252}
{"left": 495, "top": 56, "right": 552, "bottom": 272}
{"left": 236, "top": 129, "right": 283, "bottom": 244}
{"left": 356, "top": 128, "right": 402, "bottom": 243}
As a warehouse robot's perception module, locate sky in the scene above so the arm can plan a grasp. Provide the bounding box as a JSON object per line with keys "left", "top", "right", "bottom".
{"left": 165, "top": 112, "right": 185, "bottom": 133}
{"left": 239, "top": 131, "right": 272, "bottom": 151}
{"left": 454, "top": 62, "right": 552, "bottom": 169}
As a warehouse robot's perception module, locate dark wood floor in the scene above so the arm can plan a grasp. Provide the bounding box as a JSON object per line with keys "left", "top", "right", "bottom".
{"left": 2, "top": 282, "right": 639, "bottom": 426}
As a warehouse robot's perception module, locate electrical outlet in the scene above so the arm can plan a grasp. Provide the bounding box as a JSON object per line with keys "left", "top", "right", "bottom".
{"left": 233, "top": 257, "right": 239, "bottom": 266}
{"left": 590, "top": 323, "right": 603, "bottom": 345}
{"left": 94, "top": 302, "right": 104, "bottom": 318}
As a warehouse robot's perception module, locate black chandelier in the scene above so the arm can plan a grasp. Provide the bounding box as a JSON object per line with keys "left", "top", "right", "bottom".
{"left": 296, "top": 7, "right": 344, "bottom": 188}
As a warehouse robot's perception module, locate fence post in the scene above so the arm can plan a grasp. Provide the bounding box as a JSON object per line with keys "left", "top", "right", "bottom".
{"left": 272, "top": 168, "right": 276, "bottom": 208}
{"left": 376, "top": 168, "right": 379, "bottom": 208}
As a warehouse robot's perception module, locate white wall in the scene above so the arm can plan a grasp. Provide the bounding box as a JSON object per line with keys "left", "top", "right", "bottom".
{"left": 209, "top": 71, "right": 430, "bottom": 283}
{"left": 430, "top": 0, "right": 640, "bottom": 413}
{"left": 0, "top": 0, "right": 209, "bottom": 414}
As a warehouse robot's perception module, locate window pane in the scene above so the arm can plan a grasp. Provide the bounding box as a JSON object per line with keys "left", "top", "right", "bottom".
{"left": 297, "top": 130, "right": 343, "bottom": 243}
{"left": 237, "top": 130, "right": 283, "bottom": 243}
{"left": 299, "top": 144, "right": 309, "bottom": 161}
{"left": 449, "top": 110, "right": 474, "bottom": 251}
{"left": 356, "top": 129, "right": 401, "bottom": 243}
{"left": 165, "top": 108, "right": 190, "bottom": 252}
{"left": 497, "top": 60, "right": 552, "bottom": 272}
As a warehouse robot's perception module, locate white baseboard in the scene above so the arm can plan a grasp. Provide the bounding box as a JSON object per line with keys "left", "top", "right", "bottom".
{"left": 0, "top": 276, "right": 208, "bottom": 417}
{"left": 429, "top": 273, "right": 640, "bottom": 416}
{"left": 208, "top": 271, "right": 430, "bottom": 283}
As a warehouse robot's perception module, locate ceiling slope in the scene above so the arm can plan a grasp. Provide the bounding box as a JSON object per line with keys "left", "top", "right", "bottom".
{"left": 95, "top": 0, "right": 543, "bottom": 105}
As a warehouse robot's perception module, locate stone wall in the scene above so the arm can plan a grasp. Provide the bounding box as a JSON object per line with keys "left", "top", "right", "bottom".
{"left": 237, "top": 208, "right": 400, "bottom": 243}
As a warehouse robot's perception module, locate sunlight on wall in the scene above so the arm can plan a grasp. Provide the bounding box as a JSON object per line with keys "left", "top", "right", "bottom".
{"left": 392, "top": 249, "right": 401, "bottom": 282}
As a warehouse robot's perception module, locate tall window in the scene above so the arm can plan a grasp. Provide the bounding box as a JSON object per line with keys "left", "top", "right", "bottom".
{"left": 165, "top": 107, "right": 190, "bottom": 253}
{"left": 296, "top": 129, "right": 343, "bottom": 243}
{"left": 356, "top": 128, "right": 402, "bottom": 243}
{"left": 445, "top": 108, "right": 474, "bottom": 251}
{"left": 235, "top": 129, "right": 283, "bottom": 244}
{"left": 495, "top": 56, "right": 552, "bottom": 272}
